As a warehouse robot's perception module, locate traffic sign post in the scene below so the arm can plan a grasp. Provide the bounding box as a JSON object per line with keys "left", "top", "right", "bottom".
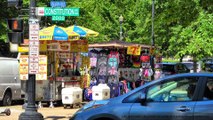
{"left": 19, "top": 1, "right": 43, "bottom": 120}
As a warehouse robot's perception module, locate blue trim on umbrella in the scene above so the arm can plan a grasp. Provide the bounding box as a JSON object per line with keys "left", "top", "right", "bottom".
{"left": 73, "top": 25, "right": 87, "bottom": 37}
{"left": 53, "top": 27, "right": 68, "bottom": 40}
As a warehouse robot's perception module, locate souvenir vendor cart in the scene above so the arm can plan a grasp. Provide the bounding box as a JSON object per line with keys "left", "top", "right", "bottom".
{"left": 18, "top": 24, "right": 92, "bottom": 107}
{"left": 85, "top": 40, "right": 153, "bottom": 100}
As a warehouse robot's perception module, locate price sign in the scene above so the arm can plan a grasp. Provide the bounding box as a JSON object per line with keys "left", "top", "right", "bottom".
{"left": 127, "top": 46, "right": 141, "bottom": 55}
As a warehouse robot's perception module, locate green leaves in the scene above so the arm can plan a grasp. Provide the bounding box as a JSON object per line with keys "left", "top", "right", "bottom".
{"left": 0, "top": 0, "right": 212, "bottom": 60}
{"left": 169, "top": 10, "right": 213, "bottom": 60}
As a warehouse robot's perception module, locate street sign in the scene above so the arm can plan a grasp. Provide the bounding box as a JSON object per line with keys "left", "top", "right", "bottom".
{"left": 36, "top": 7, "right": 79, "bottom": 16}
{"left": 50, "top": 1, "right": 66, "bottom": 8}
{"left": 52, "top": 16, "right": 65, "bottom": 21}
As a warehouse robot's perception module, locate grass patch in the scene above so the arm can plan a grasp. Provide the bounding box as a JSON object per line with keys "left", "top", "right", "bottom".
{"left": 162, "top": 58, "right": 179, "bottom": 63}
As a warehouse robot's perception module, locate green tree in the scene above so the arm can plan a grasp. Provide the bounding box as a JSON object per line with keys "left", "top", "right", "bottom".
{"left": 167, "top": 0, "right": 213, "bottom": 61}
{"left": 0, "top": 0, "right": 212, "bottom": 63}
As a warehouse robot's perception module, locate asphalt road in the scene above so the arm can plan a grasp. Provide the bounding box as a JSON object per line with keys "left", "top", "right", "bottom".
{"left": 0, "top": 104, "right": 79, "bottom": 120}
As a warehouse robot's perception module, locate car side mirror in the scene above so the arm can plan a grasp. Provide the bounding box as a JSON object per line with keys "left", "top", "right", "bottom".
{"left": 139, "top": 93, "right": 147, "bottom": 106}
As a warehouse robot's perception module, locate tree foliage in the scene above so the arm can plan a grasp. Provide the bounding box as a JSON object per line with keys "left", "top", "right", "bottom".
{"left": 0, "top": 0, "right": 212, "bottom": 60}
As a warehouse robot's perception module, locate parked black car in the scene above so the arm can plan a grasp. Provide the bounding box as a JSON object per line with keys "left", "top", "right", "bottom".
{"left": 202, "top": 58, "right": 213, "bottom": 72}
{"left": 157, "top": 62, "right": 190, "bottom": 76}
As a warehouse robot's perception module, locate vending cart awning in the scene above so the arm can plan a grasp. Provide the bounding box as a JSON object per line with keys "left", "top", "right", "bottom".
{"left": 89, "top": 40, "right": 151, "bottom": 48}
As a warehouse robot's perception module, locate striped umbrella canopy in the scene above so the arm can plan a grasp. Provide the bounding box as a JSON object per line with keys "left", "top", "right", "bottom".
{"left": 39, "top": 25, "right": 79, "bottom": 41}
{"left": 66, "top": 25, "right": 99, "bottom": 38}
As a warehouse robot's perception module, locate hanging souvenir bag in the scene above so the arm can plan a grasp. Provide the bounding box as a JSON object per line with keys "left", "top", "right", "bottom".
{"left": 144, "top": 69, "right": 149, "bottom": 78}
{"left": 108, "top": 82, "right": 120, "bottom": 98}
{"left": 132, "top": 55, "right": 141, "bottom": 68}
{"left": 140, "top": 55, "right": 150, "bottom": 63}
{"left": 148, "top": 68, "right": 153, "bottom": 77}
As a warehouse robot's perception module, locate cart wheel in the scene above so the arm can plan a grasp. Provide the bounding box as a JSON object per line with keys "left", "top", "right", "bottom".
{"left": 70, "top": 104, "right": 74, "bottom": 109}
{"left": 5, "top": 108, "right": 11, "bottom": 116}
{"left": 79, "top": 103, "right": 82, "bottom": 108}
{"left": 63, "top": 105, "right": 67, "bottom": 109}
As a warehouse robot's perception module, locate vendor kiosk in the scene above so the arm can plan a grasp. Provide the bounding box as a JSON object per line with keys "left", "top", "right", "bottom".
{"left": 19, "top": 39, "right": 88, "bottom": 107}
{"left": 86, "top": 40, "right": 164, "bottom": 100}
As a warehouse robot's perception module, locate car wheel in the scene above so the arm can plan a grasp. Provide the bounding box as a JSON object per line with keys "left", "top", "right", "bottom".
{"left": 63, "top": 105, "right": 67, "bottom": 109}
{"left": 3, "top": 92, "right": 12, "bottom": 106}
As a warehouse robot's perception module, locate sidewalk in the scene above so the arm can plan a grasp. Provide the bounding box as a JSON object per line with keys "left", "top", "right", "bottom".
{"left": 0, "top": 105, "right": 79, "bottom": 120}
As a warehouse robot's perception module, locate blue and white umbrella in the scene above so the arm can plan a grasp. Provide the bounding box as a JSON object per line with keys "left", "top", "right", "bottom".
{"left": 66, "top": 25, "right": 99, "bottom": 38}
{"left": 39, "top": 25, "right": 79, "bottom": 41}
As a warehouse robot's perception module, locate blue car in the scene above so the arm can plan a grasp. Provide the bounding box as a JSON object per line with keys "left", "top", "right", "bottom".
{"left": 71, "top": 73, "right": 213, "bottom": 120}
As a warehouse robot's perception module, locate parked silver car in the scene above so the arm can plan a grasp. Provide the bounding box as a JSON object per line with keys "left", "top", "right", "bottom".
{"left": 71, "top": 73, "right": 213, "bottom": 120}
{"left": 182, "top": 62, "right": 202, "bottom": 73}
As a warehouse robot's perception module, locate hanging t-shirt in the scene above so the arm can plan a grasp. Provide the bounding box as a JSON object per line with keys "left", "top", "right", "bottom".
{"left": 99, "top": 49, "right": 109, "bottom": 57}
{"left": 90, "top": 68, "right": 97, "bottom": 77}
{"left": 98, "top": 57, "right": 108, "bottom": 76}
{"left": 108, "top": 67, "right": 118, "bottom": 75}
{"left": 108, "top": 51, "right": 119, "bottom": 75}
{"left": 119, "top": 49, "right": 126, "bottom": 68}
{"left": 89, "top": 49, "right": 99, "bottom": 68}
{"left": 90, "top": 57, "right": 97, "bottom": 67}
{"left": 108, "top": 51, "right": 119, "bottom": 68}
{"left": 124, "top": 55, "right": 132, "bottom": 67}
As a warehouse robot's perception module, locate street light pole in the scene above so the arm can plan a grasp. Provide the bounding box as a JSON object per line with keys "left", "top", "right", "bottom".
{"left": 119, "top": 15, "right": 123, "bottom": 41}
{"left": 19, "top": 0, "right": 43, "bottom": 119}
{"left": 150, "top": 0, "right": 155, "bottom": 80}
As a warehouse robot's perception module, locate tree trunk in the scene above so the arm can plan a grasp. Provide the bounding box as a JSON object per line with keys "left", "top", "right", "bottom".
{"left": 193, "top": 55, "right": 197, "bottom": 73}
{"left": 179, "top": 55, "right": 184, "bottom": 62}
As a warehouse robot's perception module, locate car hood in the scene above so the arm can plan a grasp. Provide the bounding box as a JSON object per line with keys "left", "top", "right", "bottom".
{"left": 79, "top": 99, "right": 110, "bottom": 111}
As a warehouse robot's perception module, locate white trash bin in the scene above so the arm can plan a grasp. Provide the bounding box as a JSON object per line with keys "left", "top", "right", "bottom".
{"left": 62, "top": 87, "right": 82, "bottom": 108}
{"left": 92, "top": 84, "right": 110, "bottom": 100}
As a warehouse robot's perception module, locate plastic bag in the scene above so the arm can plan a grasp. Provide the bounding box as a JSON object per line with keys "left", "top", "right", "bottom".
{"left": 148, "top": 68, "right": 153, "bottom": 77}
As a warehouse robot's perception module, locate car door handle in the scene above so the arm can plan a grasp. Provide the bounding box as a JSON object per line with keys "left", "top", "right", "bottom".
{"left": 176, "top": 106, "right": 191, "bottom": 112}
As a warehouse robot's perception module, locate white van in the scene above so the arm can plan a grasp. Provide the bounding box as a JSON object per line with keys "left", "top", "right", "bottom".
{"left": 0, "top": 57, "right": 22, "bottom": 106}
